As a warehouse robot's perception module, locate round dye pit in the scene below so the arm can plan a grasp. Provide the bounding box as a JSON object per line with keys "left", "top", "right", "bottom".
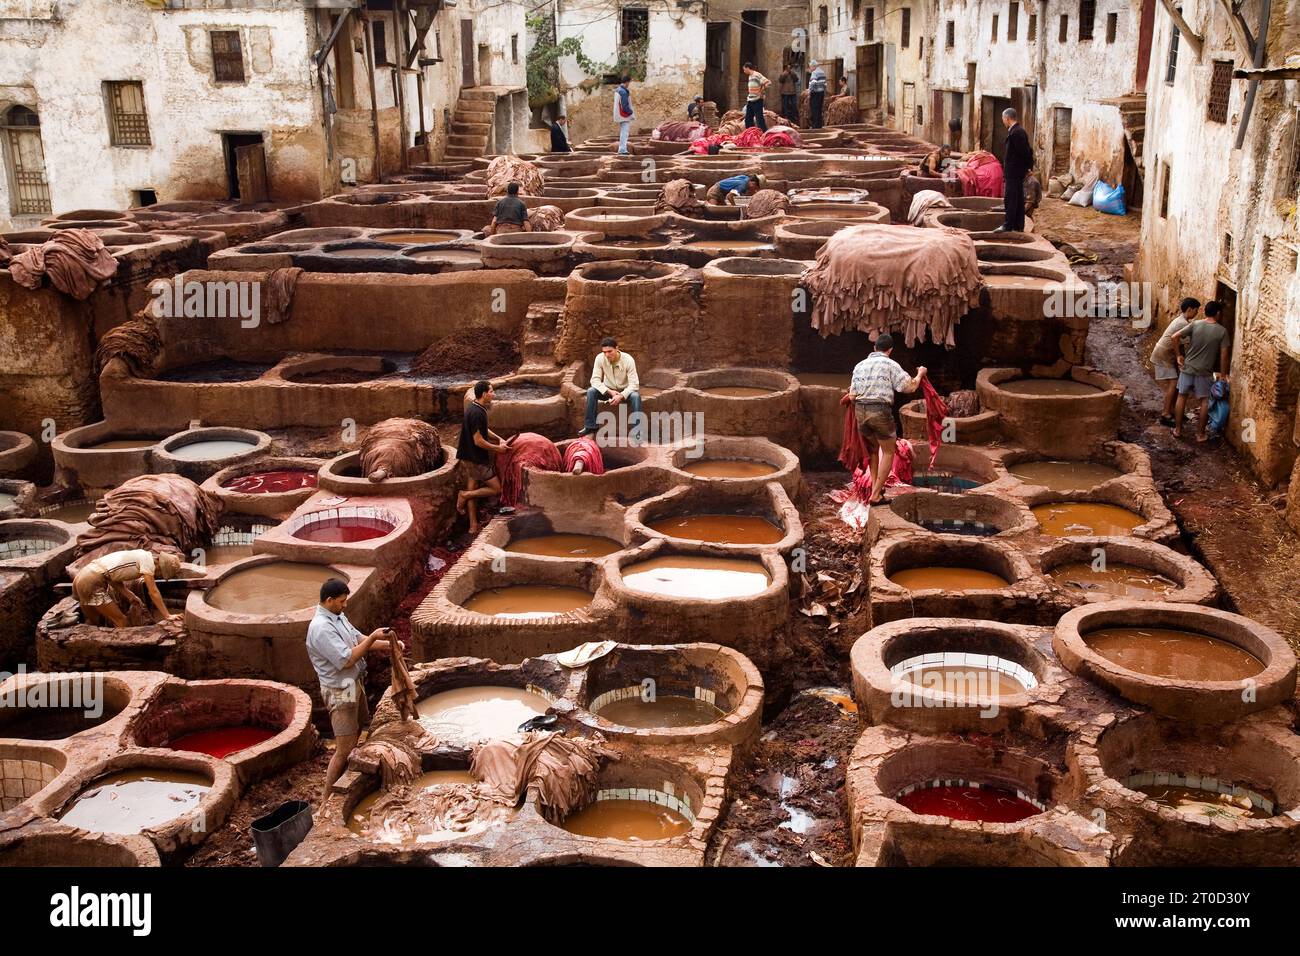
{"left": 999, "top": 378, "right": 1103, "bottom": 397}
{"left": 896, "top": 780, "right": 1044, "bottom": 823}
{"left": 888, "top": 567, "right": 1010, "bottom": 590}
{"left": 621, "top": 556, "right": 771, "bottom": 599}
{"left": 0, "top": 527, "right": 64, "bottom": 558}
{"left": 792, "top": 370, "right": 852, "bottom": 389}
{"left": 1032, "top": 502, "right": 1145, "bottom": 536}
{"left": 221, "top": 469, "right": 318, "bottom": 494}
{"left": 416, "top": 686, "right": 551, "bottom": 743}
{"left": 681, "top": 239, "right": 770, "bottom": 253}
{"left": 1083, "top": 626, "right": 1264, "bottom": 682}
{"left": 595, "top": 695, "right": 725, "bottom": 728}
{"left": 167, "top": 439, "right": 258, "bottom": 461}
{"left": 493, "top": 383, "right": 559, "bottom": 401}
{"left": 461, "top": 585, "right": 592, "bottom": 618}
{"left": 59, "top": 769, "right": 211, "bottom": 834}
{"left": 1048, "top": 561, "right": 1177, "bottom": 599}
{"left": 158, "top": 360, "right": 274, "bottom": 383}
{"left": 348, "top": 769, "right": 484, "bottom": 843}
{"left": 681, "top": 458, "right": 779, "bottom": 479}
{"left": 504, "top": 533, "right": 622, "bottom": 557}
{"left": 1126, "top": 775, "right": 1276, "bottom": 821}
{"left": 205, "top": 562, "right": 340, "bottom": 614}
{"left": 88, "top": 437, "right": 162, "bottom": 450}
{"left": 170, "top": 726, "right": 277, "bottom": 759}
{"left": 700, "top": 385, "right": 776, "bottom": 398}
{"left": 1008, "top": 460, "right": 1124, "bottom": 491}
{"left": 39, "top": 500, "right": 99, "bottom": 523}
{"left": 647, "top": 513, "right": 783, "bottom": 545}
{"left": 292, "top": 514, "right": 395, "bottom": 543}
{"left": 560, "top": 798, "right": 692, "bottom": 841}
{"left": 892, "top": 653, "right": 1036, "bottom": 698}
{"left": 372, "top": 231, "right": 461, "bottom": 245}
{"left": 910, "top": 470, "right": 985, "bottom": 493}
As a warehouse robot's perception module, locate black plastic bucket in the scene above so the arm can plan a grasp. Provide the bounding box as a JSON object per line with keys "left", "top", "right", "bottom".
{"left": 251, "top": 800, "right": 314, "bottom": 867}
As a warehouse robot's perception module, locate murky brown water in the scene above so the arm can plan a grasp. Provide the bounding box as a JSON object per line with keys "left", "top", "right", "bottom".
{"left": 899, "top": 664, "right": 1029, "bottom": 696}
{"left": 168, "top": 439, "right": 257, "bottom": 461}
{"left": 0, "top": 492, "right": 15, "bottom": 511}
{"left": 561, "top": 799, "right": 692, "bottom": 840}
{"left": 42, "top": 500, "right": 99, "bottom": 522}
{"left": 408, "top": 249, "right": 482, "bottom": 262}
{"left": 1134, "top": 782, "right": 1275, "bottom": 819}
{"left": 888, "top": 567, "right": 1010, "bottom": 590}
{"left": 1049, "top": 561, "right": 1178, "bottom": 599}
{"left": 681, "top": 239, "right": 770, "bottom": 252}
{"left": 596, "top": 695, "right": 725, "bottom": 727}
{"left": 505, "top": 533, "right": 622, "bottom": 557}
{"left": 1084, "top": 626, "right": 1263, "bottom": 681}
{"left": 621, "top": 556, "right": 771, "bottom": 598}
{"left": 1008, "top": 460, "right": 1124, "bottom": 491}
{"left": 701, "top": 385, "right": 776, "bottom": 398}
{"left": 325, "top": 247, "right": 399, "bottom": 257}
{"left": 347, "top": 769, "right": 479, "bottom": 838}
{"left": 681, "top": 458, "right": 779, "bottom": 478}
{"left": 1032, "top": 502, "right": 1145, "bottom": 536}
{"left": 1000, "top": 378, "right": 1102, "bottom": 396}
{"left": 374, "top": 231, "right": 460, "bottom": 244}
{"left": 58, "top": 769, "right": 210, "bottom": 834}
{"left": 461, "top": 584, "right": 592, "bottom": 618}
{"left": 416, "top": 686, "right": 551, "bottom": 742}
{"left": 205, "top": 562, "right": 338, "bottom": 613}
{"left": 89, "top": 438, "right": 161, "bottom": 449}
{"left": 647, "top": 513, "right": 783, "bottom": 544}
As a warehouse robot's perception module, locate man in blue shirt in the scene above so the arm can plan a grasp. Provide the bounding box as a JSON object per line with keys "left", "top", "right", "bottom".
{"left": 848, "top": 333, "right": 927, "bottom": 504}
{"left": 306, "top": 577, "right": 392, "bottom": 806}
{"left": 706, "top": 172, "right": 766, "bottom": 205}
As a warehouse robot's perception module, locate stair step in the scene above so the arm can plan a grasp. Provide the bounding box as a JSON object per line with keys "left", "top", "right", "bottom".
{"left": 461, "top": 88, "right": 497, "bottom": 101}
{"left": 447, "top": 134, "right": 488, "bottom": 147}
{"left": 444, "top": 146, "right": 482, "bottom": 158}
{"left": 452, "top": 121, "right": 491, "bottom": 134}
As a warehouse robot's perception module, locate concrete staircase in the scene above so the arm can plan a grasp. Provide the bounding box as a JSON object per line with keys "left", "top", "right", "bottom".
{"left": 1117, "top": 94, "right": 1146, "bottom": 175}
{"left": 445, "top": 88, "right": 496, "bottom": 160}
{"left": 520, "top": 302, "right": 564, "bottom": 372}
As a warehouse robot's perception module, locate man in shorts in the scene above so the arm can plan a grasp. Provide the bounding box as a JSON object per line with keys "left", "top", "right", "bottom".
{"left": 305, "top": 577, "right": 392, "bottom": 807}
{"left": 71, "top": 549, "right": 183, "bottom": 628}
{"left": 456, "top": 379, "right": 508, "bottom": 533}
{"left": 1149, "top": 296, "right": 1200, "bottom": 426}
{"left": 849, "top": 332, "right": 927, "bottom": 505}
{"left": 1171, "top": 300, "right": 1231, "bottom": 442}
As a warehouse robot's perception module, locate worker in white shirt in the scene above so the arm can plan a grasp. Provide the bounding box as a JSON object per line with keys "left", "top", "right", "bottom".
{"left": 71, "top": 549, "right": 183, "bottom": 628}
{"left": 579, "top": 336, "right": 644, "bottom": 442}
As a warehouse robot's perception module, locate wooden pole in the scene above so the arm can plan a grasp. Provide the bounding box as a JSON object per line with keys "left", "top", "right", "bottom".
{"left": 362, "top": 10, "right": 383, "bottom": 182}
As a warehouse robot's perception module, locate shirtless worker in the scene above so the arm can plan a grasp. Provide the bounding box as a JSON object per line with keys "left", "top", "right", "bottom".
{"left": 71, "top": 549, "right": 183, "bottom": 628}
{"left": 848, "top": 333, "right": 927, "bottom": 505}
{"left": 456, "top": 380, "right": 509, "bottom": 533}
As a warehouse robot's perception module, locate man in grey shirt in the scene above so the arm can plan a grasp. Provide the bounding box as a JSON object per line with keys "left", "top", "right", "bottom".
{"left": 1171, "top": 300, "right": 1231, "bottom": 442}
{"left": 306, "top": 577, "right": 392, "bottom": 806}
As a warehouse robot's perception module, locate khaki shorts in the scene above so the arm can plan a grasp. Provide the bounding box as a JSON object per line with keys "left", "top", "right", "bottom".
{"left": 462, "top": 459, "right": 496, "bottom": 483}
{"left": 321, "top": 680, "right": 370, "bottom": 738}
{"left": 855, "top": 402, "right": 897, "bottom": 441}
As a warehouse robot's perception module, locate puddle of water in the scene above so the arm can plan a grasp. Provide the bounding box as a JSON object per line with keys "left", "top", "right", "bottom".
{"left": 777, "top": 775, "right": 817, "bottom": 834}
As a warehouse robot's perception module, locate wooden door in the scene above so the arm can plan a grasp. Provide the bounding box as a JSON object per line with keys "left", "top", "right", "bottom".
{"left": 460, "top": 19, "right": 475, "bottom": 87}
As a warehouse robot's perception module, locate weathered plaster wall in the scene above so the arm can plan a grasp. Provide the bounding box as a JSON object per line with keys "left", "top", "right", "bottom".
{"left": 815, "top": 0, "right": 931, "bottom": 133}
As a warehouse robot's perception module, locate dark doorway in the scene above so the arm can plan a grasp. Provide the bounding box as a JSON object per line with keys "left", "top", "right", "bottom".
{"left": 460, "top": 19, "right": 475, "bottom": 87}
{"left": 1052, "top": 106, "right": 1073, "bottom": 175}
{"left": 222, "top": 132, "right": 264, "bottom": 200}
{"left": 856, "top": 43, "right": 881, "bottom": 110}
{"left": 706, "top": 22, "right": 730, "bottom": 110}
{"left": 1213, "top": 283, "right": 1237, "bottom": 346}
{"left": 1122, "top": 136, "right": 1143, "bottom": 208}
{"left": 981, "top": 94, "right": 1012, "bottom": 158}
{"left": 739, "top": 11, "right": 766, "bottom": 104}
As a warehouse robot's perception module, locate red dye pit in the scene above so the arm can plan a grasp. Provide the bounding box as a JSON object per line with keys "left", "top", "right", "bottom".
{"left": 169, "top": 726, "right": 276, "bottom": 758}
{"left": 222, "top": 470, "right": 318, "bottom": 494}
{"left": 292, "top": 516, "right": 394, "bottom": 543}
{"left": 898, "top": 783, "right": 1042, "bottom": 822}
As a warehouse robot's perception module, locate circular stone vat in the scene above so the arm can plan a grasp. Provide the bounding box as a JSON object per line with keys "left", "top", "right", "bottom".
{"left": 684, "top": 367, "right": 796, "bottom": 400}
{"left": 873, "top": 537, "right": 1028, "bottom": 614}
{"left": 888, "top": 566, "right": 1010, "bottom": 590}
{"left": 908, "top": 445, "right": 1000, "bottom": 493}
{"left": 1054, "top": 601, "right": 1296, "bottom": 720}
{"left": 896, "top": 780, "right": 1045, "bottom": 821}
{"left": 505, "top": 532, "right": 622, "bottom": 557}
{"left": 884, "top": 490, "right": 1031, "bottom": 537}
{"left": 0, "top": 674, "right": 130, "bottom": 739}
{"left": 347, "top": 766, "right": 491, "bottom": 843}
{"left": 416, "top": 686, "right": 553, "bottom": 744}
{"left": 155, "top": 427, "right": 270, "bottom": 481}
{"left": 0, "top": 519, "right": 69, "bottom": 559}
{"left": 220, "top": 466, "right": 317, "bottom": 495}
{"left": 708, "top": 257, "right": 805, "bottom": 277}
{"left": 680, "top": 459, "right": 777, "bottom": 478}
{"left": 0, "top": 744, "right": 65, "bottom": 811}
{"left": 1006, "top": 458, "right": 1124, "bottom": 491}
{"left": 290, "top": 508, "right": 397, "bottom": 543}
{"left": 620, "top": 555, "right": 771, "bottom": 599}
{"left": 789, "top": 202, "right": 890, "bottom": 223}
{"left": 460, "top": 584, "right": 593, "bottom": 619}
{"left": 371, "top": 229, "right": 462, "bottom": 245}
{"left": 0, "top": 830, "right": 158, "bottom": 867}
{"left": 679, "top": 238, "right": 773, "bottom": 255}
{"left": 204, "top": 456, "right": 321, "bottom": 519}
{"left": 480, "top": 231, "right": 574, "bottom": 270}
{"left": 565, "top": 206, "right": 667, "bottom": 237}
{"left": 999, "top": 377, "right": 1103, "bottom": 396}
{"left": 976, "top": 367, "right": 1124, "bottom": 459}
{"left": 204, "top": 560, "right": 340, "bottom": 615}
{"left": 646, "top": 512, "right": 783, "bottom": 545}
{"left": 1032, "top": 501, "right": 1144, "bottom": 536}
{"left": 573, "top": 259, "right": 677, "bottom": 283}
{"left": 555, "top": 760, "right": 704, "bottom": 842}
{"left": 1038, "top": 537, "right": 1218, "bottom": 605}
{"left": 58, "top": 767, "right": 212, "bottom": 834}
{"left": 266, "top": 227, "right": 365, "bottom": 244}
{"left": 157, "top": 359, "right": 276, "bottom": 383}
{"left": 935, "top": 210, "right": 1006, "bottom": 232}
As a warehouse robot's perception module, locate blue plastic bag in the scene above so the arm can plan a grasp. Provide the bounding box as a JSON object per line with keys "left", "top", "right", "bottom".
{"left": 1092, "top": 180, "right": 1127, "bottom": 216}
{"left": 1207, "top": 378, "right": 1230, "bottom": 437}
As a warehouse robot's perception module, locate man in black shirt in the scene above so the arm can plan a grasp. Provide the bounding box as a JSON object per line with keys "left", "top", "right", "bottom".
{"left": 456, "top": 380, "right": 507, "bottom": 533}
{"left": 488, "top": 181, "right": 529, "bottom": 235}
{"left": 547, "top": 115, "right": 570, "bottom": 153}
{"left": 998, "top": 107, "right": 1034, "bottom": 233}
{"left": 687, "top": 95, "right": 704, "bottom": 121}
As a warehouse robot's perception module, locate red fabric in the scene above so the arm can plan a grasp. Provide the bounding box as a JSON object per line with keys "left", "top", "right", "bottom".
{"left": 733, "top": 126, "right": 765, "bottom": 148}
{"left": 837, "top": 392, "right": 868, "bottom": 472}
{"left": 761, "top": 129, "right": 798, "bottom": 148}
{"left": 562, "top": 437, "right": 605, "bottom": 475}
{"left": 920, "top": 377, "right": 948, "bottom": 469}
{"left": 495, "top": 432, "right": 562, "bottom": 507}
{"left": 956, "top": 151, "right": 1004, "bottom": 198}
{"left": 831, "top": 440, "right": 916, "bottom": 504}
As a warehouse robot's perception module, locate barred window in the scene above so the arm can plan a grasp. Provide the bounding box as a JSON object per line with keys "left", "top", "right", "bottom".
{"left": 1079, "top": 0, "right": 1095, "bottom": 40}
{"left": 1207, "top": 59, "right": 1232, "bottom": 123}
{"left": 1106, "top": 12, "right": 1117, "bottom": 42}
{"left": 1028, "top": 13, "right": 1037, "bottom": 41}
{"left": 105, "top": 81, "right": 150, "bottom": 147}
{"left": 210, "top": 31, "right": 245, "bottom": 83}
{"left": 1008, "top": 2, "right": 1019, "bottom": 41}
{"left": 946, "top": 19, "right": 955, "bottom": 47}
{"left": 866, "top": 6, "right": 875, "bottom": 39}
{"left": 1058, "top": 13, "right": 1068, "bottom": 42}
{"left": 992, "top": 14, "right": 999, "bottom": 41}
{"left": 901, "top": 7, "right": 911, "bottom": 47}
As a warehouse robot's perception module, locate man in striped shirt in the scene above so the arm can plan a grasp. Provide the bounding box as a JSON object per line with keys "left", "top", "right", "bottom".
{"left": 743, "top": 63, "right": 770, "bottom": 131}
{"left": 848, "top": 333, "right": 927, "bottom": 504}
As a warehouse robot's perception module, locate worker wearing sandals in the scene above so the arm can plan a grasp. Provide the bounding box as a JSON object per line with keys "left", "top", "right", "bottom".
{"left": 848, "top": 333, "right": 927, "bottom": 506}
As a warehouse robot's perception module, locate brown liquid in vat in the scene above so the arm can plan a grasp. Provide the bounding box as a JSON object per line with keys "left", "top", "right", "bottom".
{"left": 648, "top": 513, "right": 783, "bottom": 544}
{"left": 681, "top": 458, "right": 779, "bottom": 478}
{"left": 206, "top": 562, "right": 339, "bottom": 613}
{"left": 1032, "top": 502, "right": 1144, "bottom": 536}
{"left": 596, "top": 695, "right": 725, "bottom": 728}
{"left": 347, "top": 769, "right": 479, "bottom": 839}
{"left": 505, "top": 533, "right": 621, "bottom": 557}
{"left": 621, "top": 555, "right": 771, "bottom": 599}
{"left": 374, "top": 231, "right": 459, "bottom": 244}
{"left": 90, "top": 438, "right": 161, "bottom": 449}
{"left": 461, "top": 584, "right": 592, "bottom": 618}
{"left": 1134, "top": 782, "right": 1275, "bottom": 820}
{"left": 58, "top": 769, "right": 211, "bottom": 834}
{"left": 1008, "top": 460, "right": 1124, "bottom": 491}
{"left": 702, "top": 385, "right": 775, "bottom": 398}
{"left": 1000, "top": 378, "right": 1102, "bottom": 396}
{"left": 1049, "top": 561, "right": 1177, "bottom": 599}
{"left": 888, "top": 567, "right": 1010, "bottom": 590}
{"left": 1084, "top": 626, "right": 1263, "bottom": 681}
{"left": 561, "top": 799, "right": 692, "bottom": 840}
{"left": 901, "top": 664, "right": 1028, "bottom": 697}
{"left": 681, "top": 239, "right": 769, "bottom": 251}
